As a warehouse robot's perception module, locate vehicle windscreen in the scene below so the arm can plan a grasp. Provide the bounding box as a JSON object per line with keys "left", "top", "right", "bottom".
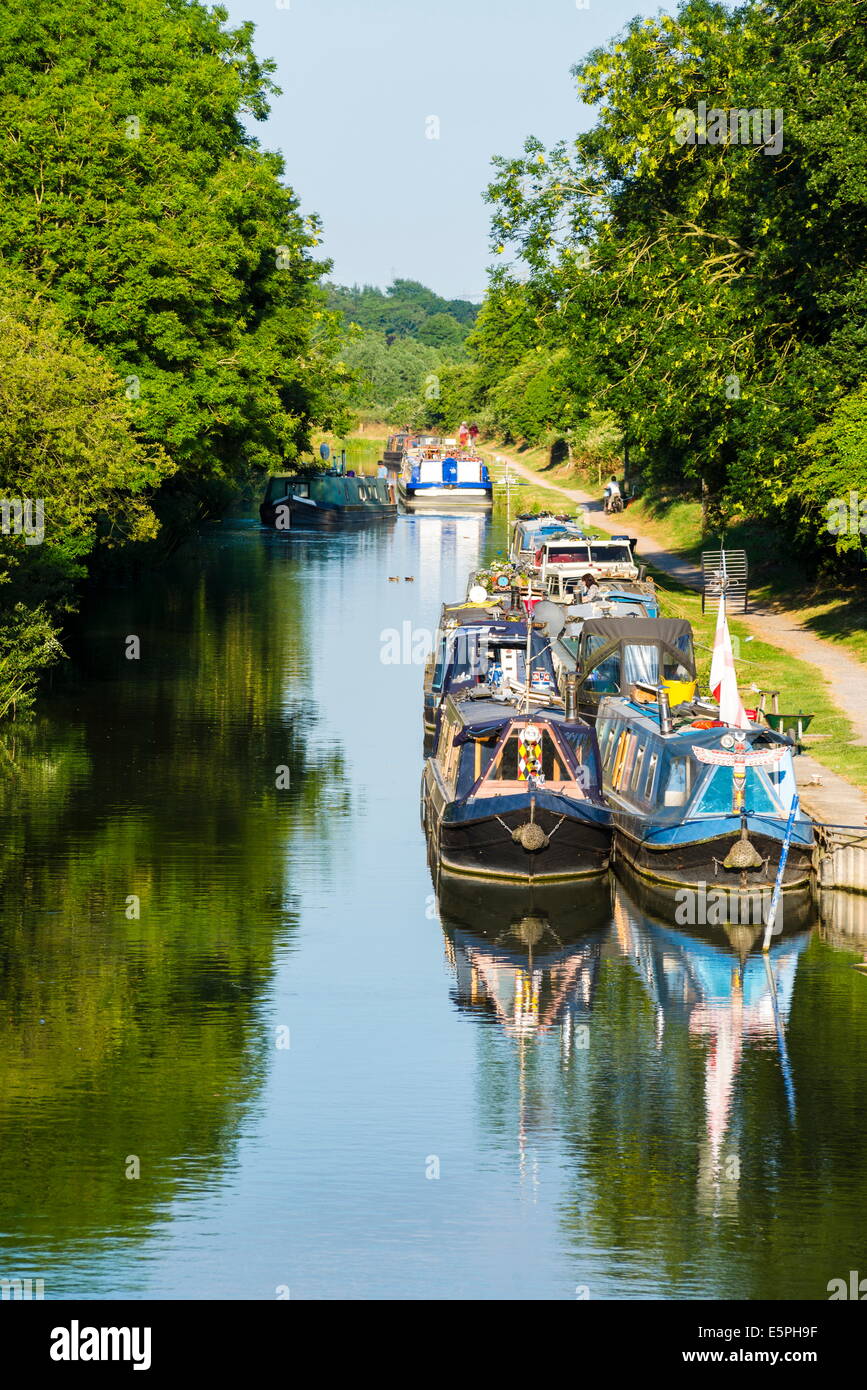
{"left": 545, "top": 546, "right": 590, "bottom": 564}
{"left": 589, "top": 544, "right": 632, "bottom": 564}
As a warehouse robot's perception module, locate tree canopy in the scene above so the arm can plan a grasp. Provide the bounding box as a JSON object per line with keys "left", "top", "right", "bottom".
{"left": 0, "top": 0, "right": 354, "bottom": 714}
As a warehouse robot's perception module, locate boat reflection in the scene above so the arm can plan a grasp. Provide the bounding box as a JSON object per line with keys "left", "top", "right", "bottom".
{"left": 611, "top": 875, "right": 814, "bottom": 1209}
{"left": 438, "top": 874, "right": 611, "bottom": 1041}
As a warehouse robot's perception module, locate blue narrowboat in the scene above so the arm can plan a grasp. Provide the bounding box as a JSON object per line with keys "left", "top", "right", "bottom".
{"left": 597, "top": 694, "right": 814, "bottom": 897}
{"left": 399, "top": 449, "right": 493, "bottom": 509}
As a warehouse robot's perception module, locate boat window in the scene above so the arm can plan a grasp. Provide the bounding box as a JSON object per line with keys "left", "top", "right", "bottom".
{"left": 661, "top": 755, "right": 692, "bottom": 808}
{"left": 583, "top": 649, "right": 621, "bottom": 693}
{"left": 694, "top": 766, "right": 732, "bottom": 815}
{"left": 596, "top": 717, "right": 613, "bottom": 764}
{"left": 456, "top": 742, "right": 496, "bottom": 797}
{"left": 662, "top": 655, "right": 694, "bottom": 682}
{"left": 431, "top": 636, "right": 448, "bottom": 692}
{"left": 631, "top": 741, "right": 647, "bottom": 796}
{"left": 546, "top": 546, "right": 590, "bottom": 565}
{"left": 643, "top": 749, "right": 658, "bottom": 799}
{"left": 746, "top": 767, "right": 781, "bottom": 815}
{"left": 487, "top": 727, "right": 567, "bottom": 782}
{"left": 291, "top": 481, "right": 309, "bottom": 498}
{"left": 623, "top": 644, "right": 659, "bottom": 686}
{"left": 601, "top": 719, "right": 621, "bottom": 772}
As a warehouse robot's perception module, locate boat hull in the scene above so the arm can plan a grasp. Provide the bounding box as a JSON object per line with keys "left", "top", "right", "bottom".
{"left": 399, "top": 482, "right": 492, "bottom": 511}
{"left": 611, "top": 813, "right": 815, "bottom": 896}
{"left": 614, "top": 857, "right": 817, "bottom": 936}
{"left": 260, "top": 497, "right": 396, "bottom": 529}
{"left": 423, "top": 766, "right": 610, "bottom": 883}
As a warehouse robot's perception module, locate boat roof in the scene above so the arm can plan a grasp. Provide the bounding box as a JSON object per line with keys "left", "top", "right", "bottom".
{"left": 600, "top": 695, "right": 793, "bottom": 748}
{"left": 446, "top": 696, "right": 592, "bottom": 740}
{"left": 580, "top": 617, "right": 692, "bottom": 643}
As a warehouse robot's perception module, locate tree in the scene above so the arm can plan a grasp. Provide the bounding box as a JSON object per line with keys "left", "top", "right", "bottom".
{"left": 0, "top": 0, "right": 352, "bottom": 519}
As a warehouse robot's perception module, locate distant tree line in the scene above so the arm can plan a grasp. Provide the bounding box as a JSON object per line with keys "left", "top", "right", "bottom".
{"left": 327, "top": 280, "right": 478, "bottom": 419}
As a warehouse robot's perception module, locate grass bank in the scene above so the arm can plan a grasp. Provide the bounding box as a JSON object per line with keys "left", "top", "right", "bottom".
{"left": 482, "top": 435, "right": 867, "bottom": 670}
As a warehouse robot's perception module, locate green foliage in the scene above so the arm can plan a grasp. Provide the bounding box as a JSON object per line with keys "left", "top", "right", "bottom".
{"left": 327, "top": 278, "right": 478, "bottom": 417}
{"left": 339, "top": 330, "right": 441, "bottom": 413}
{"left": 0, "top": 265, "right": 172, "bottom": 715}
{"left": 801, "top": 386, "right": 867, "bottom": 556}
{"left": 0, "top": 0, "right": 352, "bottom": 493}
{"left": 327, "top": 278, "right": 477, "bottom": 341}
{"left": 0, "top": 0, "right": 355, "bottom": 716}
{"left": 470, "top": 0, "right": 867, "bottom": 564}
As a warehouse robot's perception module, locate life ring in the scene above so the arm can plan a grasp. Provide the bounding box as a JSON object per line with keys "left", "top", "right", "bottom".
{"left": 691, "top": 719, "right": 724, "bottom": 729}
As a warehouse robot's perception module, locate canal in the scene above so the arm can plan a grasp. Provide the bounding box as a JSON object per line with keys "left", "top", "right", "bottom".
{"left": 1, "top": 491, "right": 866, "bottom": 1300}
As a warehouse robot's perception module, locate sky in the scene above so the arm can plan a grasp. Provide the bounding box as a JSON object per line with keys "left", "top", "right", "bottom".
{"left": 221, "top": 1, "right": 689, "bottom": 300}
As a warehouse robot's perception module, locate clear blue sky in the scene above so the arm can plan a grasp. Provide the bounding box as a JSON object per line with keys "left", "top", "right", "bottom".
{"left": 222, "top": 1, "right": 691, "bottom": 300}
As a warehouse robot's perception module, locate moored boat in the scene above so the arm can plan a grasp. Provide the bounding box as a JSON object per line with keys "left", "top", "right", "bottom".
{"left": 549, "top": 616, "right": 697, "bottom": 721}
{"left": 398, "top": 435, "right": 492, "bottom": 509}
{"left": 597, "top": 694, "right": 815, "bottom": 897}
{"left": 259, "top": 469, "right": 396, "bottom": 529}
{"left": 422, "top": 692, "right": 611, "bottom": 883}
{"left": 422, "top": 604, "right": 559, "bottom": 748}
{"left": 509, "top": 513, "right": 588, "bottom": 566}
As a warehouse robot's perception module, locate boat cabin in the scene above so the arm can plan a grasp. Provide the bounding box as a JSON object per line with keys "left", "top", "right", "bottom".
{"left": 536, "top": 534, "right": 639, "bottom": 583}
{"left": 424, "top": 617, "right": 558, "bottom": 744}
{"left": 564, "top": 617, "right": 697, "bottom": 718}
{"left": 435, "top": 696, "right": 602, "bottom": 804}
{"left": 543, "top": 574, "right": 659, "bottom": 616}
{"left": 596, "top": 697, "right": 802, "bottom": 823}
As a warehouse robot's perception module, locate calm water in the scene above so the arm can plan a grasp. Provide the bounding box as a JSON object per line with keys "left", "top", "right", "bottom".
{"left": 1, "top": 495, "right": 866, "bottom": 1301}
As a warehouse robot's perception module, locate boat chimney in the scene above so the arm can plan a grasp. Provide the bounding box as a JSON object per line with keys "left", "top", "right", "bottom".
{"left": 564, "top": 673, "right": 579, "bottom": 722}
{"left": 510, "top": 584, "right": 522, "bottom": 613}
{"left": 657, "top": 685, "right": 673, "bottom": 734}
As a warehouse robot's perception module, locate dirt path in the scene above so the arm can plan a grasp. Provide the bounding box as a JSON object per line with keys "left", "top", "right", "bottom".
{"left": 482, "top": 444, "right": 867, "bottom": 825}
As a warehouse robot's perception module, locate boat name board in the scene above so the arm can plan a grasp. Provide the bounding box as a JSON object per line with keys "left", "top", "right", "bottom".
{"left": 693, "top": 746, "right": 785, "bottom": 767}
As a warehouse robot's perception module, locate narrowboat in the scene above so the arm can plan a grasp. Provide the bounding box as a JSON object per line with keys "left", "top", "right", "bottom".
{"left": 259, "top": 470, "right": 396, "bottom": 529}
{"left": 382, "top": 429, "right": 411, "bottom": 470}
{"left": 422, "top": 606, "right": 559, "bottom": 748}
{"left": 399, "top": 438, "right": 493, "bottom": 509}
{"left": 543, "top": 573, "right": 659, "bottom": 614}
{"left": 421, "top": 691, "right": 611, "bottom": 883}
{"left": 597, "top": 695, "right": 815, "bottom": 897}
{"left": 550, "top": 617, "right": 697, "bottom": 721}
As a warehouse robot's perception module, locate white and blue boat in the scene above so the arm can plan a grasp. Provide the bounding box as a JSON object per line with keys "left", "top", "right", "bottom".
{"left": 399, "top": 438, "right": 492, "bottom": 510}
{"left": 596, "top": 694, "right": 814, "bottom": 897}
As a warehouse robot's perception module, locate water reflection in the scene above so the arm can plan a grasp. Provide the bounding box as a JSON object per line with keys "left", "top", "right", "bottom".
{"left": 0, "top": 521, "right": 349, "bottom": 1291}
{"left": 1, "top": 495, "right": 865, "bottom": 1300}
{"left": 611, "top": 877, "right": 810, "bottom": 1210}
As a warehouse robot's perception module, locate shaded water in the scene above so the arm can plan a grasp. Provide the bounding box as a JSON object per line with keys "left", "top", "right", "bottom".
{"left": 1, "top": 495, "right": 866, "bottom": 1300}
